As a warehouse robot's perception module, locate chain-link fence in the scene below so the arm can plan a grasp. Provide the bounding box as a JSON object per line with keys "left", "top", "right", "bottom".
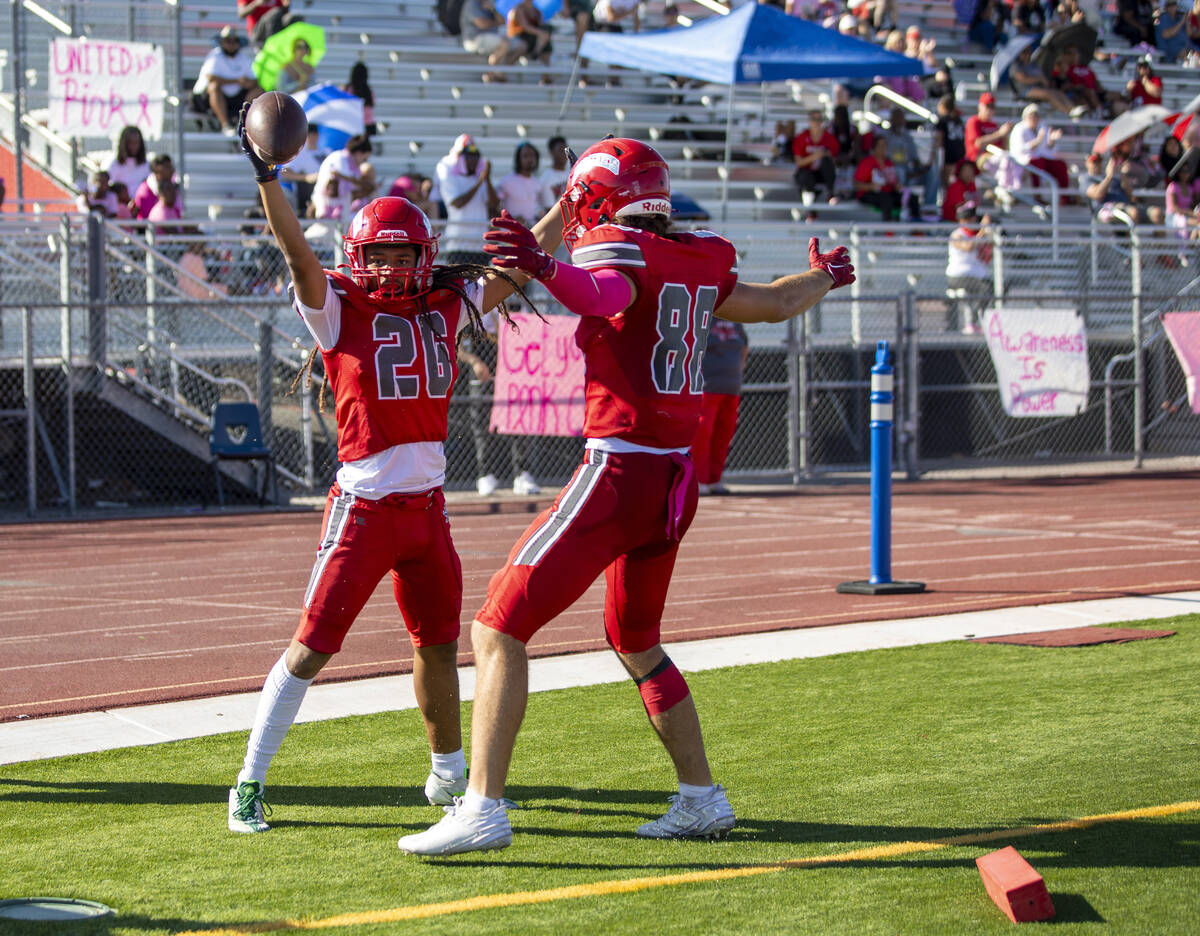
{"left": 2, "top": 217, "right": 1198, "bottom": 517}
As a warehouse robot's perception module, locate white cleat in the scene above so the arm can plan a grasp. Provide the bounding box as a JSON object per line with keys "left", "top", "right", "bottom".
{"left": 636, "top": 785, "right": 735, "bottom": 840}
{"left": 398, "top": 799, "right": 513, "bottom": 856}
{"left": 228, "top": 780, "right": 271, "bottom": 833}
{"left": 424, "top": 771, "right": 468, "bottom": 806}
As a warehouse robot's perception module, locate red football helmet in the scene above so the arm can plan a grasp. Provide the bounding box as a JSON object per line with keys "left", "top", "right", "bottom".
{"left": 561, "top": 138, "right": 671, "bottom": 248}
{"left": 342, "top": 196, "right": 439, "bottom": 300}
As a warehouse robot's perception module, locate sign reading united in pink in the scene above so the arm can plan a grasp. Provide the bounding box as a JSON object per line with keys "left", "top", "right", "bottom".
{"left": 490, "top": 312, "right": 586, "bottom": 437}
{"left": 48, "top": 38, "right": 165, "bottom": 139}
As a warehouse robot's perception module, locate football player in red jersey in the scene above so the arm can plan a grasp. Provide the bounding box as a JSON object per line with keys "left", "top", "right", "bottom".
{"left": 226, "top": 105, "right": 562, "bottom": 834}
{"left": 400, "top": 138, "right": 855, "bottom": 855}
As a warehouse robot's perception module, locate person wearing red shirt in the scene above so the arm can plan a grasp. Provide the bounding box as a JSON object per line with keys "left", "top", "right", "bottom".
{"left": 224, "top": 104, "right": 559, "bottom": 836}
{"left": 942, "top": 159, "right": 979, "bottom": 222}
{"left": 237, "top": 0, "right": 289, "bottom": 43}
{"left": 854, "top": 135, "right": 901, "bottom": 220}
{"left": 965, "top": 92, "right": 1012, "bottom": 167}
{"left": 1125, "top": 56, "right": 1163, "bottom": 107}
{"left": 792, "top": 110, "right": 840, "bottom": 203}
{"left": 1062, "top": 46, "right": 1126, "bottom": 117}
{"left": 399, "top": 138, "right": 856, "bottom": 856}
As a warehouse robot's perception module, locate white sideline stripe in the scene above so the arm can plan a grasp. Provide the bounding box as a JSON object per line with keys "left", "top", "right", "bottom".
{"left": 1, "top": 591, "right": 1196, "bottom": 766}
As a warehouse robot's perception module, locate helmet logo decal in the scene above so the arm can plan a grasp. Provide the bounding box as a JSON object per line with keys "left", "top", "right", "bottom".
{"left": 572, "top": 152, "right": 621, "bottom": 181}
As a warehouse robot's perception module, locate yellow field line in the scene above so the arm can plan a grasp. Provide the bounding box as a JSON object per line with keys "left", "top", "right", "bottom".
{"left": 177, "top": 800, "right": 1200, "bottom": 935}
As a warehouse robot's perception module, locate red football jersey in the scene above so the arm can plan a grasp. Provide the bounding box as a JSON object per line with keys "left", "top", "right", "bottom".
{"left": 571, "top": 224, "right": 739, "bottom": 448}
{"left": 322, "top": 271, "right": 461, "bottom": 462}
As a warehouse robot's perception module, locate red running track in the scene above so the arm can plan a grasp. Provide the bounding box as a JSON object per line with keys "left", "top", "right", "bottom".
{"left": 2, "top": 472, "right": 1199, "bottom": 722}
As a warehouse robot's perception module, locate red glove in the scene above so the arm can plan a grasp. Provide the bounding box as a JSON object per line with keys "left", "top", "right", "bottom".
{"left": 483, "top": 211, "right": 556, "bottom": 279}
{"left": 808, "top": 237, "right": 855, "bottom": 289}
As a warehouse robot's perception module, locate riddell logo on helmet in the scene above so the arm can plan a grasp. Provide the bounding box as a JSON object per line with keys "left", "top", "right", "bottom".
{"left": 616, "top": 198, "right": 671, "bottom": 216}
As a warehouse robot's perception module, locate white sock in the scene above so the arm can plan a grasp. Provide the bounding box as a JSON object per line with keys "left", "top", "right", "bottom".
{"left": 460, "top": 789, "right": 499, "bottom": 814}
{"left": 431, "top": 749, "right": 467, "bottom": 780}
{"left": 679, "top": 781, "right": 715, "bottom": 801}
{"left": 237, "top": 652, "right": 314, "bottom": 787}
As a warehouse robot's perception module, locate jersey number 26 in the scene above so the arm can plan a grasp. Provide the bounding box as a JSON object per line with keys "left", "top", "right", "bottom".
{"left": 373, "top": 312, "right": 454, "bottom": 400}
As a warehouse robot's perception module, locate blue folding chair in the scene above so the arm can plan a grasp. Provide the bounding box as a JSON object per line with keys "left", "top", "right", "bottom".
{"left": 210, "top": 401, "right": 277, "bottom": 507}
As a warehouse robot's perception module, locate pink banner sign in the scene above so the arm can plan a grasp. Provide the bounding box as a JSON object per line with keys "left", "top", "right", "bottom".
{"left": 490, "top": 312, "right": 586, "bottom": 436}
{"left": 1161, "top": 312, "right": 1200, "bottom": 414}
{"left": 48, "top": 38, "right": 165, "bottom": 139}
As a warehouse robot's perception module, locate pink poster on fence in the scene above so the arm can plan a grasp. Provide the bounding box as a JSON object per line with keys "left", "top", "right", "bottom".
{"left": 490, "top": 312, "right": 586, "bottom": 437}
{"left": 1161, "top": 312, "right": 1200, "bottom": 414}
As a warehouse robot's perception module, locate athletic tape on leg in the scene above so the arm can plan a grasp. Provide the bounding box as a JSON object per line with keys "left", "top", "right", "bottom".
{"left": 634, "top": 655, "right": 689, "bottom": 715}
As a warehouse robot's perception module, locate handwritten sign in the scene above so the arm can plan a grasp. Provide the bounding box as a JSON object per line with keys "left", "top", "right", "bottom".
{"left": 1161, "top": 311, "right": 1200, "bottom": 414}
{"left": 48, "top": 39, "right": 165, "bottom": 139}
{"left": 984, "top": 307, "right": 1089, "bottom": 417}
{"left": 490, "top": 312, "right": 585, "bottom": 436}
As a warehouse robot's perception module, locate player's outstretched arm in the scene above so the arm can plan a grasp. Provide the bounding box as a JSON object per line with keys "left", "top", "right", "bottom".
{"left": 716, "top": 237, "right": 854, "bottom": 324}
{"left": 478, "top": 203, "right": 565, "bottom": 312}
{"left": 237, "top": 103, "right": 326, "bottom": 309}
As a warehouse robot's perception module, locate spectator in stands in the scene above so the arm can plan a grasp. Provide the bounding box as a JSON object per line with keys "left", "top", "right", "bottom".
{"left": 1188, "top": 0, "right": 1200, "bottom": 54}
{"left": 387, "top": 173, "right": 440, "bottom": 220}
{"left": 311, "top": 134, "right": 373, "bottom": 221}
{"left": 280, "top": 123, "right": 326, "bottom": 216}
{"left": 1011, "top": 0, "right": 1047, "bottom": 34}
{"left": 934, "top": 94, "right": 966, "bottom": 189}
{"left": 1165, "top": 159, "right": 1200, "bottom": 244}
{"left": 237, "top": 0, "right": 297, "bottom": 45}
{"left": 507, "top": 0, "right": 554, "bottom": 80}
{"left": 1115, "top": 0, "right": 1155, "bottom": 45}
{"left": 1059, "top": 46, "right": 1126, "bottom": 118}
{"left": 878, "top": 31, "right": 925, "bottom": 101}
{"left": 943, "top": 159, "right": 979, "bottom": 221}
{"left": 133, "top": 154, "right": 182, "bottom": 219}
{"left": 969, "top": 0, "right": 1008, "bottom": 52}
{"left": 110, "top": 182, "right": 134, "bottom": 220}
{"left": 146, "top": 178, "right": 185, "bottom": 235}
{"left": 880, "top": 106, "right": 933, "bottom": 218}
{"left": 923, "top": 60, "right": 955, "bottom": 102}
{"left": 904, "top": 25, "right": 938, "bottom": 69}
{"left": 693, "top": 319, "right": 748, "bottom": 497}
{"left": 276, "top": 36, "right": 315, "bottom": 93}
{"left": 944, "top": 203, "right": 994, "bottom": 333}
{"left": 433, "top": 134, "right": 498, "bottom": 264}
{"left": 461, "top": 0, "right": 513, "bottom": 83}
{"left": 965, "top": 92, "right": 1011, "bottom": 168}
{"left": 854, "top": 135, "right": 902, "bottom": 221}
{"left": 538, "top": 135, "right": 572, "bottom": 203}
{"left": 105, "top": 126, "right": 151, "bottom": 195}
{"left": 791, "top": 110, "right": 839, "bottom": 205}
{"left": 565, "top": 0, "right": 597, "bottom": 52}
{"left": 1010, "top": 44, "right": 1089, "bottom": 117}
{"left": 496, "top": 142, "right": 548, "bottom": 225}
{"left": 1156, "top": 0, "right": 1191, "bottom": 60}
{"left": 77, "top": 170, "right": 119, "bottom": 217}
{"left": 1125, "top": 55, "right": 1164, "bottom": 107}
{"left": 592, "top": 0, "right": 641, "bottom": 32}
{"left": 1083, "top": 148, "right": 1163, "bottom": 225}
{"left": 193, "top": 26, "right": 263, "bottom": 137}
{"left": 1159, "top": 133, "right": 1184, "bottom": 179}
{"left": 344, "top": 63, "right": 377, "bottom": 136}
{"left": 1008, "top": 104, "right": 1070, "bottom": 198}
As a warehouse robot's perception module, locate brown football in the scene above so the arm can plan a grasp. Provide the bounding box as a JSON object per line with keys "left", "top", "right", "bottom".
{"left": 243, "top": 91, "right": 308, "bottom": 165}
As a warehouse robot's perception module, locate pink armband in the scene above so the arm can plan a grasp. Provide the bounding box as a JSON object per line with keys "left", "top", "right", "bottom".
{"left": 542, "top": 263, "right": 633, "bottom": 317}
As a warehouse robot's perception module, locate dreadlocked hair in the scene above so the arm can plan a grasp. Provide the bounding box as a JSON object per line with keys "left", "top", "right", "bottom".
{"left": 287, "top": 263, "right": 544, "bottom": 412}
{"left": 614, "top": 214, "right": 678, "bottom": 239}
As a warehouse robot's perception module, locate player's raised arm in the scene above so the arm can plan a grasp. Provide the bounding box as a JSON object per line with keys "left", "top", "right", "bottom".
{"left": 715, "top": 237, "right": 854, "bottom": 324}
{"left": 236, "top": 103, "right": 327, "bottom": 310}
{"left": 478, "top": 202, "right": 565, "bottom": 313}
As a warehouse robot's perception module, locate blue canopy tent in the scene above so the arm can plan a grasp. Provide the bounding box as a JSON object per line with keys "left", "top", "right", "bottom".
{"left": 565, "top": 2, "right": 925, "bottom": 217}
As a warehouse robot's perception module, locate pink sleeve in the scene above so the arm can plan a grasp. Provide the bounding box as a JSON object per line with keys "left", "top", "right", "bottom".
{"left": 542, "top": 262, "right": 634, "bottom": 317}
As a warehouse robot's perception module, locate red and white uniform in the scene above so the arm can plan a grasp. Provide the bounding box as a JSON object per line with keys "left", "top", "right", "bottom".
{"left": 291, "top": 272, "right": 479, "bottom": 653}
{"left": 478, "top": 224, "right": 738, "bottom": 650}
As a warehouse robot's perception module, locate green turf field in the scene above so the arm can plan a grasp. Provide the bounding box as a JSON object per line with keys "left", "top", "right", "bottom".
{"left": 3, "top": 615, "right": 1197, "bottom": 935}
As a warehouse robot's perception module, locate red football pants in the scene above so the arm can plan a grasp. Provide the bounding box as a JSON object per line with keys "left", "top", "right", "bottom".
{"left": 691, "top": 392, "right": 741, "bottom": 484}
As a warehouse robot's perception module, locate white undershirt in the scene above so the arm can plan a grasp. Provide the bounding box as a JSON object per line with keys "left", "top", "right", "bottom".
{"left": 295, "top": 276, "right": 482, "bottom": 498}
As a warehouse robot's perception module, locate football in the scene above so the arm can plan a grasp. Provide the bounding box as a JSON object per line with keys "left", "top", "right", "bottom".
{"left": 243, "top": 91, "right": 308, "bottom": 166}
